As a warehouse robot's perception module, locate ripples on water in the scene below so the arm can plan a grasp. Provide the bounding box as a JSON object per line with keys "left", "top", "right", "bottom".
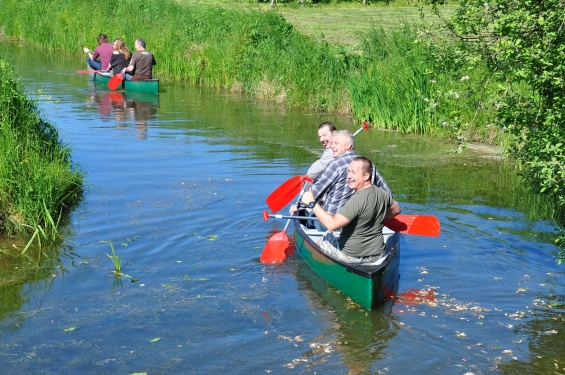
{"left": 0, "top": 43, "right": 563, "bottom": 374}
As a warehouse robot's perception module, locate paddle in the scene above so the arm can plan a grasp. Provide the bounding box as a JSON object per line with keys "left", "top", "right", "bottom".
{"left": 108, "top": 73, "right": 124, "bottom": 91}
{"left": 261, "top": 187, "right": 310, "bottom": 263}
{"left": 76, "top": 69, "right": 103, "bottom": 74}
{"left": 263, "top": 210, "right": 441, "bottom": 237}
{"left": 265, "top": 174, "right": 313, "bottom": 213}
{"left": 260, "top": 219, "right": 291, "bottom": 264}
{"left": 264, "top": 123, "right": 368, "bottom": 213}
{"left": 352, "top": 121, "right": 370, "bottom": 137}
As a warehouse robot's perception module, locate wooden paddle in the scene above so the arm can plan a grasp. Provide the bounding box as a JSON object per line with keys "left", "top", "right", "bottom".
{"left": 108, "top": 73, "right": 124, "bottom": 91}
{"left": 265, "top": 174, "right": 313, "bottom": 213}
{"left": 263, "top": 210, "right": 441, "bottom": 237}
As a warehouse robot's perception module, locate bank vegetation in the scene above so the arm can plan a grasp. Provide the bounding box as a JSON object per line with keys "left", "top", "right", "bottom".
{"left": 0, "top": 0, "right": 563, "bottom": 261}
{"left": 0, "top": 59, "right": 83, "bottom": 248}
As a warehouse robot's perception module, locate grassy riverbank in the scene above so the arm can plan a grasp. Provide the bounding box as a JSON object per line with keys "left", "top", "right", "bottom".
{"left": 0, "top": 58, "right": 83, "bottom": 243}
{"left": 0, "top": 0, "right": 497, "bottom": 143}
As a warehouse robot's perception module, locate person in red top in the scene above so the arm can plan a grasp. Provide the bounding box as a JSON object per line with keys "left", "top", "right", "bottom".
{"left": 83, "top": 33, "right": 113, "bottom": 71}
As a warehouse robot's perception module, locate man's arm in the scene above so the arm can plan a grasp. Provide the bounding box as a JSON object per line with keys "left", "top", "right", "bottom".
{"left": 385, "top": 201, "right": 401, "bottom": 220}
{"left": 302, "top": 190, "right": 350, "bottom": 231}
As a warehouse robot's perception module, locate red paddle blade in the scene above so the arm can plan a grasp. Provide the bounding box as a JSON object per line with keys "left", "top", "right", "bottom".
{"left": 108, "top": 92, "right": 124, "bottom": 103}
{"left": 260, "top": 231, "right": 289, "bottom": 263}
{"left": 76, "top": 69, "right": 101, "bottom": 74}
{"left": 107, "top": 73, "right": 124, "bottom": 91}
{"left": 265, "top": 175, "right": 312, "bottom": 213}
{"left": 362, "top": 121, "right": 369, "bottom": 131}
{"left": 384, "top": 215, "right": 441, "bottom": 236}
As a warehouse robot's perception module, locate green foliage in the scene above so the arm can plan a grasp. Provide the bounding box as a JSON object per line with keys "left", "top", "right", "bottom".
{"left": 433, "top": 0, "right": 565, "bottom": 261}
{"left": 106, "top": 241, "right": 122, "bottom": 273}
{"left": 0, "top": 58, "right": 83, "bottom": 240}
{"left": 0, "top": 0, "right": 350, "bottom": 112}
{"left": 347, "top": 21, "right": 499, "bottom": 139}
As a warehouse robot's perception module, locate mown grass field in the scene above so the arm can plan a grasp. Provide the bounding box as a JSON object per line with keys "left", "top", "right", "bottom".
{"left": 176, "top": 0, "right": 456, "bottom": 47}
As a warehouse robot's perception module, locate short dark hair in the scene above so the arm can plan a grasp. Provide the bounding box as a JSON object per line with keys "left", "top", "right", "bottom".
{"left": 318, "top": 122, "right": 337, "bottom": 132}
{"left": 353, "top": 156, "right": 373, "bottom": 176}
{"left": 136, "top": 38, "right": 146, "bottom": 48}
{"left": 97, "top": 33, "right": 109, "bottom": 44}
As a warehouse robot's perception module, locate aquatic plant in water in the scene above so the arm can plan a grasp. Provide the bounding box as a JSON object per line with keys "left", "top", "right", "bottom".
{"left": 106, "top": 241, "right": 122, "bottom": 274}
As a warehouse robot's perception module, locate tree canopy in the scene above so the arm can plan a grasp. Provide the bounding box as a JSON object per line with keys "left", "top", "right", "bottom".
{"left": 433, "top": 0, "right": 565, "bottom": 260}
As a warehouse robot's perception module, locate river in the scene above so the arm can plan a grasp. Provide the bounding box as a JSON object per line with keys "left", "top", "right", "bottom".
{"left": 0, "top": 42, "right": 564, "bottom": 374}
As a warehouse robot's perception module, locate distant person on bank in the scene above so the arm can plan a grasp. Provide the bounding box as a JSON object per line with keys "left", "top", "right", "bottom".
{"left": 83, "top": 33, "right": 114, "bottom": 71}
{"left": 121, "top": 38, "right": 156, "bottom": 81}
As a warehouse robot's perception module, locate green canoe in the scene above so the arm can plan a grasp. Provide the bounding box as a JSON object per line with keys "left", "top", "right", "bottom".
{"left": 89, "top": 72, "right": 159, "bottom": 94}
{"left": 292, "top": 218, "right": 400, "bottom": 309}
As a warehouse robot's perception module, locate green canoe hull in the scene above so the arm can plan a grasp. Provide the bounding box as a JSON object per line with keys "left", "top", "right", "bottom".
{"left": 293, "top": 219, "right": 400, "bottom": 309}
{"left": 90, "top": 72, "right": 159, "bottom": 94}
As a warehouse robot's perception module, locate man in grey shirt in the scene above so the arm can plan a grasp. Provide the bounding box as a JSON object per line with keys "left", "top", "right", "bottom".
{"left": 307, "top": 122, "right": 337, "bottom": 180}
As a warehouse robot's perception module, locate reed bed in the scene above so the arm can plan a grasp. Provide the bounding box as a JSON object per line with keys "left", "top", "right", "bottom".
{"left": 0, "top": 0, "right": 498, "bottom": 140}
{"left": 0, "top": 58, "right": 83, "bottom": 241}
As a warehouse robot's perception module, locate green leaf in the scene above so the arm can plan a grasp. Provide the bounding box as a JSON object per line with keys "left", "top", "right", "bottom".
{"left": 64, "top": 327, "right": 77, "bottom": 332}
{"left": 150, "top": 337, "right": 161, "bottom": 343}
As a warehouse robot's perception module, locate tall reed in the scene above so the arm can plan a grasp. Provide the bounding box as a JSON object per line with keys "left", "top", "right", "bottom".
{"left": 0, "top": 58, "right": 83, "bottom": 243}
{"left": 0, "top": 0, "right": 500, "bottom": 139}
{"left": 0, "top": 0, "right": 350, "bottom": 112}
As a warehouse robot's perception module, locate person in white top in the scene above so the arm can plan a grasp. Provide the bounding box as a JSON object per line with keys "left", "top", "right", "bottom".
{"left": 307, "top": 122, "right": 337, "bottom": 180}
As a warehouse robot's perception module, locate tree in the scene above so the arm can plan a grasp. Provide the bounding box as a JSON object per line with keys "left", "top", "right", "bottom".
{"left": 435, "top": 0, "right": 565, "bottom": 261}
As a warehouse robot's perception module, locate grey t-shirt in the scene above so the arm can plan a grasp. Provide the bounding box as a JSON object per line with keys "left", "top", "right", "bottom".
{"left": 307, "top": 148, "right": 334, "bottom": 180}
{"left": 337, "top": 185, "right": 394, "bottom": 258}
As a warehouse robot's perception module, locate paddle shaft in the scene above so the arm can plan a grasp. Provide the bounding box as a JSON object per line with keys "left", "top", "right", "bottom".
{"left": 76, "top": 69, "right": 103, "bottom": 74}
{"left": 352, "top": 121, "right": 369, "bottom": 137}
{"left": 264, "top": 212, "right": 441, "bottom": 236}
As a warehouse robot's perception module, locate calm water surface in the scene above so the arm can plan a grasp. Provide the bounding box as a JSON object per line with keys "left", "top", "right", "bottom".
{"left": 0, "top": 43, "right": 564, "bottom": 374}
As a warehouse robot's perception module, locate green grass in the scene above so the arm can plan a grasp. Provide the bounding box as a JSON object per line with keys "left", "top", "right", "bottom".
{"left": 0, "top": 0, "right": 500, "bottom": 142}
{"left": 0, "top": 58, "right": 83, "bottom": 243}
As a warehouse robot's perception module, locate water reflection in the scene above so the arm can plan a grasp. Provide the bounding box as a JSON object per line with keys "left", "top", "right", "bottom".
{"left": 86, "top": 88, "right": 158, "bottom": 140}
{"left": 295, "top": 260, "right": 400, "bottom": 373}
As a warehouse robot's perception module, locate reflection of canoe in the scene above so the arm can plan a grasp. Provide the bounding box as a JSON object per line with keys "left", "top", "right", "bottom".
{"left": 123, "top": 90, "right": 160, "bottom": 105}
{"left": 90, "top": 72, "right": 159, "bottom": 94}
{"left": 292, "top": 218, "right": 400, "bottom": 309}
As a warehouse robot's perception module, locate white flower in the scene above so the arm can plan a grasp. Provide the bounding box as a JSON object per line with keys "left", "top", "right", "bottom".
{"left": 461, "top": 76, "right": 470, "bottom": 81}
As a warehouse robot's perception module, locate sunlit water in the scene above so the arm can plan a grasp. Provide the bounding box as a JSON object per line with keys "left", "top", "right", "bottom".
{"left": 0, "top": 42, "right": 564, "bottom": 374}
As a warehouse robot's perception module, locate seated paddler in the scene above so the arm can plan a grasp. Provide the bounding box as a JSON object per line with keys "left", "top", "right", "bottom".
{"left": 301, "top": 156, "right": 401, "bottom": 265}
{"left": 292, "top": 130, "right": 392, "bottom": 232}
